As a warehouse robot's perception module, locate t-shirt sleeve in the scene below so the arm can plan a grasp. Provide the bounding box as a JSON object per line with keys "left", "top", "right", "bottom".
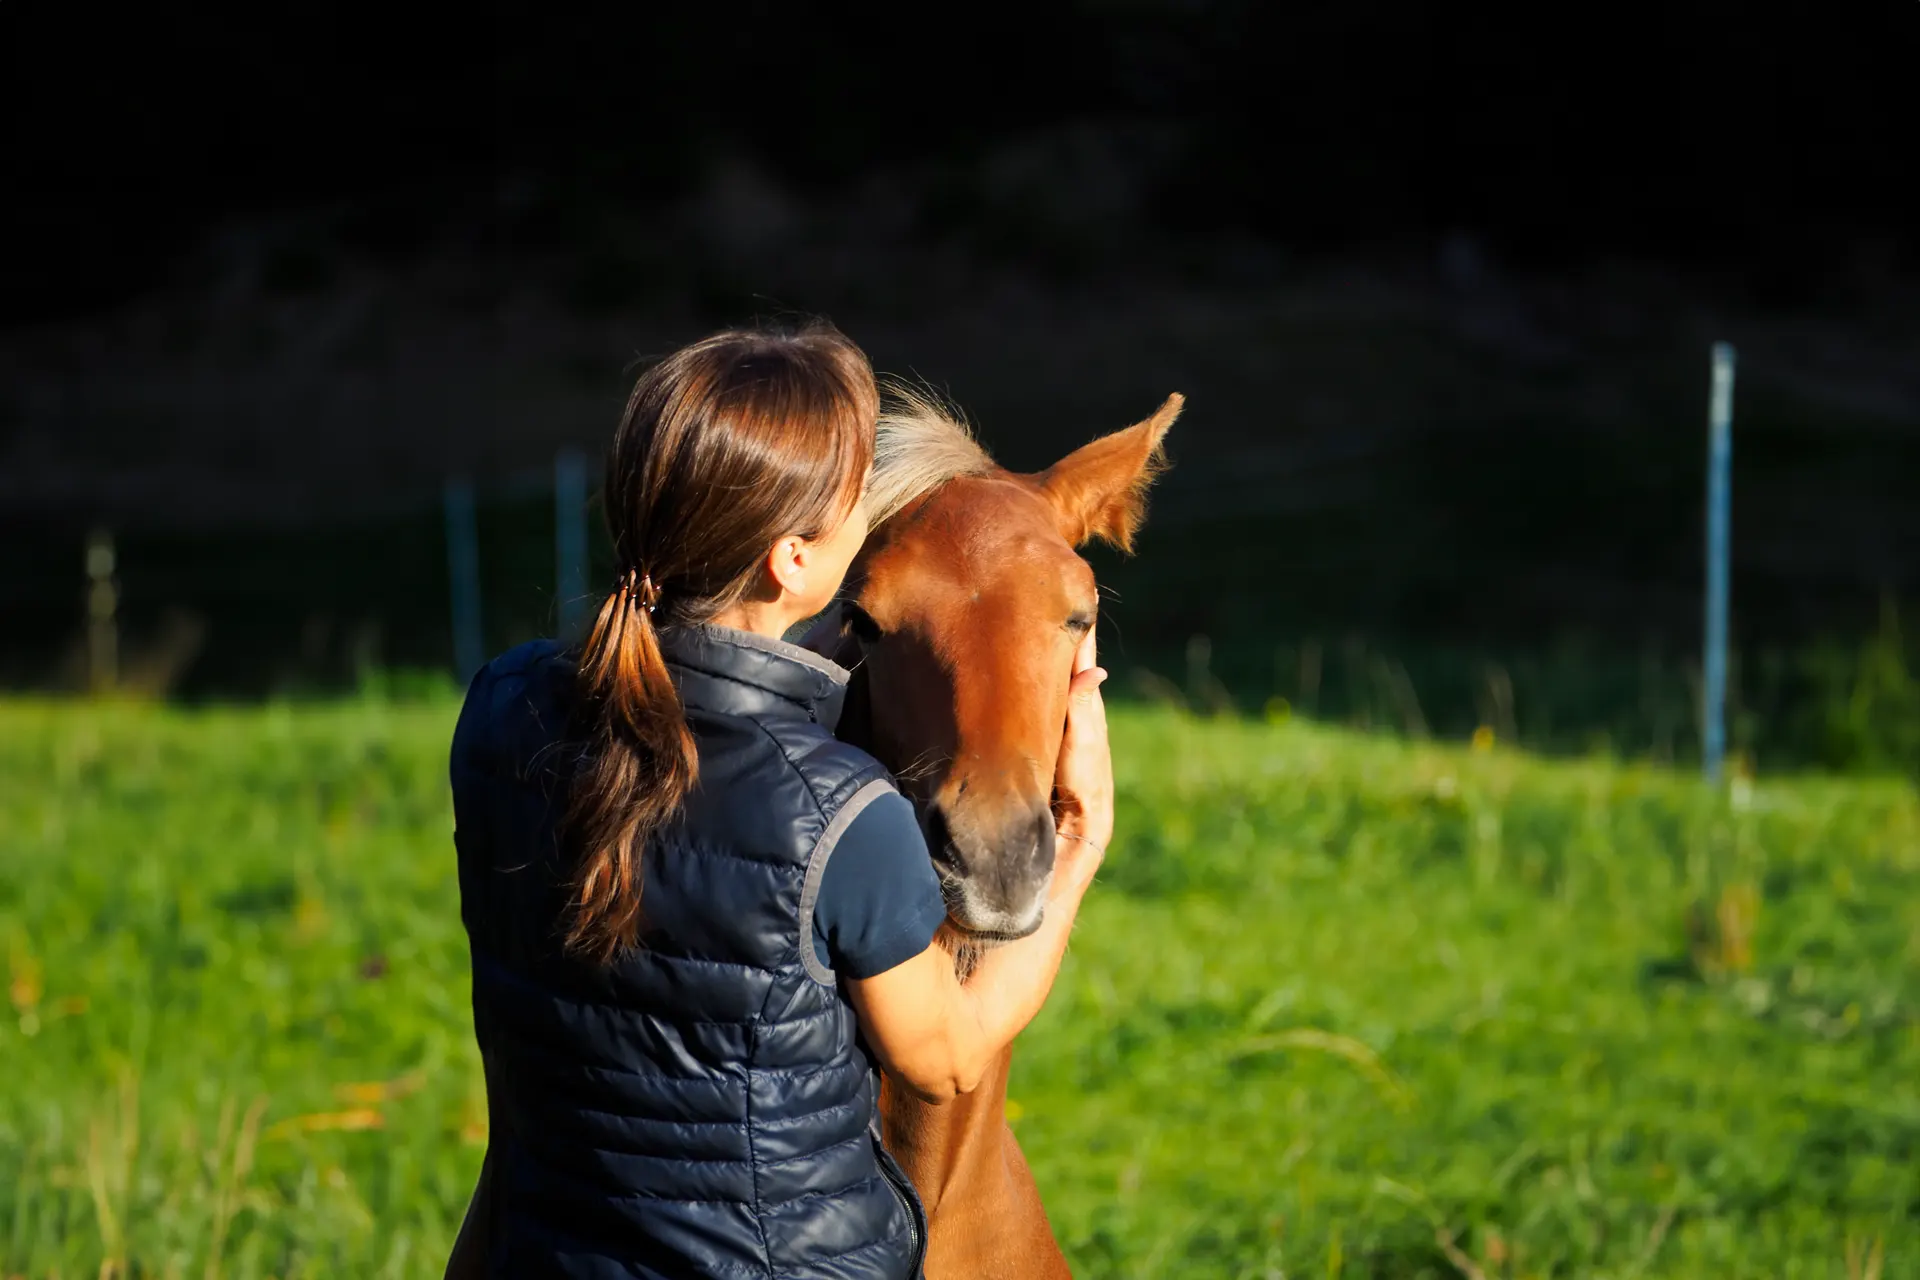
{"left": 811, "top": 790, "right": 948, "bottom": 980}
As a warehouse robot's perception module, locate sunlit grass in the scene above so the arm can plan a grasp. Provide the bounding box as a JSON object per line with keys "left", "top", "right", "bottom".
{"left": 3, "top": 698, "right": 1916, "bottom": 1277}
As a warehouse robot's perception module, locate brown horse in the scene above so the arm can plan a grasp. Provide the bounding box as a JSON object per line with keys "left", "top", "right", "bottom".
{"left": 806, "top": 387, "right": 1182, "bottom": 1279}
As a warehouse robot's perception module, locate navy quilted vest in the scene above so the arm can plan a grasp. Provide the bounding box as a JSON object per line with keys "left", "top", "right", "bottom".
{"left": 451, "top": 626, "right": 928, "bottom": 1280}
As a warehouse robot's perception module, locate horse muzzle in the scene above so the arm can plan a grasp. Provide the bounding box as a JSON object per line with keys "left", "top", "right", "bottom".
{"left": 920, "top": 801, "right": 1056, "bottom": 942}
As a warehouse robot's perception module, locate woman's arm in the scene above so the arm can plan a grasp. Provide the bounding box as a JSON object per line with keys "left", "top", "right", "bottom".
{"left": 844, "top": 842, "right": 1099, "bottom": 1101}
{"left": 844, "top": 627, "right": 1113, "bottom": 1102}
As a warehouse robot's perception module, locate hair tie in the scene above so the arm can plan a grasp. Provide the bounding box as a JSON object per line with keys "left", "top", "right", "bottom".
{"left": 620, "top": 568, "right": 661, "bottom": 614}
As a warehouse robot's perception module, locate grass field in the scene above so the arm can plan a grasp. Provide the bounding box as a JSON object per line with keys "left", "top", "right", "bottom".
{"left": 3, "top": 698, "right": 1917, "bottom": 1278}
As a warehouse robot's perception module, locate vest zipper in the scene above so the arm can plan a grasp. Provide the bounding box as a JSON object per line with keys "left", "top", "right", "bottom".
{"left": 881, "top": 1154, "right": 926, "bottom": 1276}
{"left": 872, "top": 1121, "right": 926, "bottom": 1277}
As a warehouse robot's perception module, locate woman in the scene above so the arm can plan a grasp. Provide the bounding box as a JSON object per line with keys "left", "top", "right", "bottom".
{"left": 445, "top": 322, "right": 1113, "bottom": 1279}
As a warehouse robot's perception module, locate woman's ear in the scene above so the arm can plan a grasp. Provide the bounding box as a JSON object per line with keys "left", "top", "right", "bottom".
{"left": 766, "top": 534, "right": 809, "bottom": 600}
{"left": 1036, "top": 394, "right": 1183, "bottom": 551}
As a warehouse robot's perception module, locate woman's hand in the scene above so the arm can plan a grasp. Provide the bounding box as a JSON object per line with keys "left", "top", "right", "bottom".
{"left": 1051, "top": 623, "right": 1112, "bottom": 893}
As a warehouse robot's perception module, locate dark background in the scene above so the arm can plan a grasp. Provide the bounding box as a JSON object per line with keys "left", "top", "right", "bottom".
{"left": 4, "top": 1, "right": 1917, "bottom": 766}
{"left": 7, "top": 2, "right": 1916, "bottom": 305}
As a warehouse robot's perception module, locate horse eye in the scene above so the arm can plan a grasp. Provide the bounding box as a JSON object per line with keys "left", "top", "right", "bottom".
{"left": 843, "top": 601, "right": 883, "bottom": 646}
{"left": 1065, "top": 613, "right": 1095, "bottom": 635}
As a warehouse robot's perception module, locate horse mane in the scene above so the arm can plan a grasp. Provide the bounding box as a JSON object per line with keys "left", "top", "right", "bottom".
{"left": 866, "top": 380, "right": 996, "bottom": 526}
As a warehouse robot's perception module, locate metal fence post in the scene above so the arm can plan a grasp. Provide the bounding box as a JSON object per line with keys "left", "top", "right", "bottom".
{"left": 1703, "top": 342, "right": 1735, "bottom": 783}
{"left": 445, "top": 476, "right": 484, "bottom": 681}
{"left": 555, "top": 449, "right": 590, "bottom": 641}
{"left": 85, "top": 529, "right": 118, "bottom": 695}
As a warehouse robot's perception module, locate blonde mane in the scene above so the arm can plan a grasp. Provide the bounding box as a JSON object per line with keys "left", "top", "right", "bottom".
{"left": 866, "top": 381, "right": 996, "bottom": 526}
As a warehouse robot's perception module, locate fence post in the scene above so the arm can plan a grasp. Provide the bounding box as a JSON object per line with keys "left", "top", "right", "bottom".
{"left": 555, "top": 448, "right": 590, "bottom": 641}
{"left": 444, "top": 476, "right": 484, "bottom": 681}
{"left": 85, "top": 529, "right": 118, "bottom": 694}
{"left": 1703, "top": 342, "right": 1735, "bottom": 783}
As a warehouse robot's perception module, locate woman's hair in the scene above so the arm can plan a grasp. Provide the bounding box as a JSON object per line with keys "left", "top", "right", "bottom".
{"left": 565, "top": 321, "right": 879, "bottom": 962}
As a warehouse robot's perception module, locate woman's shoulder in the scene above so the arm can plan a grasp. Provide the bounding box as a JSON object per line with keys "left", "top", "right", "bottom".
{"left": 762, "top": 724, "right": 899, "bottom": 814}
{"left": 451, "top": 640, "right": 575, "bottom": 785}
{"left": 471, "top": 638, "right": 571, "bottom": 689}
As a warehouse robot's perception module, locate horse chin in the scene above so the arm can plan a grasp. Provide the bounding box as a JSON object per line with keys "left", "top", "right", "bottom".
{"left": 936, "top": 872, "right": 1048, "bottom": 945}
{"left": 931, "top": 906, "right": 1043, "bottom": 984}
{"left": 952, "top": 914, "right": 1045, "bottom": 945}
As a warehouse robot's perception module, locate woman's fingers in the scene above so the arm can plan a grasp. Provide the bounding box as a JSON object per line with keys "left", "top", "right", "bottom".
{"left": 1055, "top": 619, "right": 1115, "bottom": 852}
{"left": 1068, "top": 665, "right": 1109, "bottom": 707}
{"left": 1072, "top": 621, "right": 1098, "bottom": 677}
{"left": 1067, "top": 623, "right": 1106, "bottom": 707}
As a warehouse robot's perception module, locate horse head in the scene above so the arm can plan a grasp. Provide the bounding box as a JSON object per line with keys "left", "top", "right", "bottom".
{"left": 812, "top": 389, "right": 1181, "bottom": 947}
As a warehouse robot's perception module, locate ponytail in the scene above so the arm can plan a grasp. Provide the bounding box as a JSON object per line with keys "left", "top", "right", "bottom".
{"left": 563, "top": 570, "right": 697, "bottom": 962}
{"left": 562, "top": 320, "right": 879, "bottom": 963}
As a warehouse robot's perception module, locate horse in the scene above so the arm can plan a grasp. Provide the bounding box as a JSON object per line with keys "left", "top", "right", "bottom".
{"left": 805, "top": 386, "right": 1182, "bottom": 1279}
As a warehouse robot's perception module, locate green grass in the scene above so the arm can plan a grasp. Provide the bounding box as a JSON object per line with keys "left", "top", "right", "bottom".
{"left": 2, "top": 699, "right": 1917, "bottom": 1278}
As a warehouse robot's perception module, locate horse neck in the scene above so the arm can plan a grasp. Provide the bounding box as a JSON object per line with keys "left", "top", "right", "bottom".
{"left": 881, "top": 1043, "right": 1016, "bottom": 1212}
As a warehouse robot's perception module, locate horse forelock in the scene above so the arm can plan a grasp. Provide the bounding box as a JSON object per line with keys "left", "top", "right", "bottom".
{"left": 867, "top": 381, "right": 997, "bottom": 527}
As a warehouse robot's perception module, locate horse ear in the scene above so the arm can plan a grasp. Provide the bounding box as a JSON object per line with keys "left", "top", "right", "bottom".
{"left": 1038, "top": 393, "right": 1183, "bottom": 552}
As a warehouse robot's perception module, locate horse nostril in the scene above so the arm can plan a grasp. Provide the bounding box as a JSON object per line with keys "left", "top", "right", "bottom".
{"left": 920, "top": 805, "right": 957, "bottom": 873}
{"left": 1029, "top": 808, "right": 1057, "bottom": 875}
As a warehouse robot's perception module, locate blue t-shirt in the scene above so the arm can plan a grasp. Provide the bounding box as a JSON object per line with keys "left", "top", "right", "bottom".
{"left": 810, "top": 790, "right": 948, "bottom": 978}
